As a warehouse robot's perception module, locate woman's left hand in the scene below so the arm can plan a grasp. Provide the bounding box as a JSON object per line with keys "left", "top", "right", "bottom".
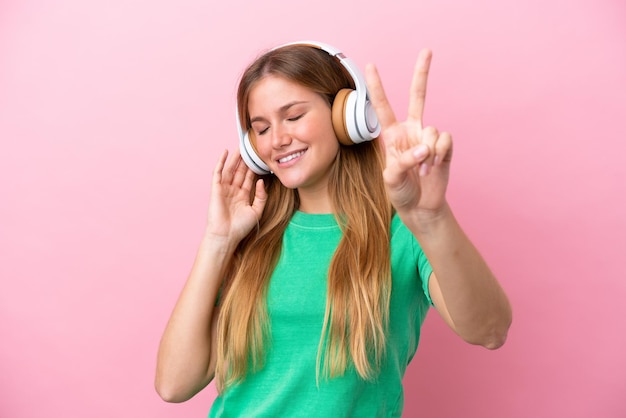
{"left": 365, "top": 49, "right": 452, "bottom": 216}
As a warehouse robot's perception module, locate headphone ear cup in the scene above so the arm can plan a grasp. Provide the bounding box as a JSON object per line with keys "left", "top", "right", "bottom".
{"left": 331, "top": 88, "right": 355, "bottom": 146}
{"left": 332, "top": 88, "right": 378, "bottom": 144}
{"left": 240, "top": 130, "right": 271, "bottom": 175}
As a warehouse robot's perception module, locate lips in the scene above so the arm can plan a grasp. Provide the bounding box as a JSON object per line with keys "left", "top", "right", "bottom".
{"left": 276, "top": 149, "right": 307, "bottom": 164}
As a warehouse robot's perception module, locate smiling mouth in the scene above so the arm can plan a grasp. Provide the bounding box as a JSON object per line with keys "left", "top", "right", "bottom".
{"left": 277, "top": 150, "right": 307, "bottom": 164}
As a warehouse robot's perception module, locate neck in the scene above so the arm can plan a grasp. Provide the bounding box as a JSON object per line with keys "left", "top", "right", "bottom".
{"left": 297, "top": 186, "right": 333, "bottom": 214}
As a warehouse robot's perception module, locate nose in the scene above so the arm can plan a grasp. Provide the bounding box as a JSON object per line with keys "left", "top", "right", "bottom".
{"left": 271, "top": 122, "right": 292, "bottom": 149}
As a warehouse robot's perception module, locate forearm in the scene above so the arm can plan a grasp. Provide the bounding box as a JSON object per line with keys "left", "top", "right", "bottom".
{"left": 402, "top": 203, "right": 512, "bottom": 349}
{"left": 155, "top": 233, "right": 235, "bottom": 402}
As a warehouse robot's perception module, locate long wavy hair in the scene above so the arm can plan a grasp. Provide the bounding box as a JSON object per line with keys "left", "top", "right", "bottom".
{"left": 215, "top": 44, "right": 393, "bottom": 393}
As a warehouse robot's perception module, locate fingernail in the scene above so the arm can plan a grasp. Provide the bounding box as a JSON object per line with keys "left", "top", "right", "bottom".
{"left": 419, "top": 162, "right": 429, "bottom": 176}
{"left": 413, "top": 145, "right": 428, "bottom": 160}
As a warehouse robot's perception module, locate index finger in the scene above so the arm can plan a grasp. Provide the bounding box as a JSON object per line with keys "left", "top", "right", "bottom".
{"left": 407, "top": 49, "right": 432, "bottom": 127}
{"left": 365, "top": 63, "right": 397, "bottom": 128}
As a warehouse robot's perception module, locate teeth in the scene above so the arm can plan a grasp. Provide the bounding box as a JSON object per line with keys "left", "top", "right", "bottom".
{"left": 278, "top": 151, "right": 305, "bottom": 164}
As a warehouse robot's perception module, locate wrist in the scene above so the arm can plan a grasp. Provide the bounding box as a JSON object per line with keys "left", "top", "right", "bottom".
{"left": 200, "top": 229, "right": 239, "bottom": 258}
{"left": 400, "top": 202, "right": 454, "bottom": 237}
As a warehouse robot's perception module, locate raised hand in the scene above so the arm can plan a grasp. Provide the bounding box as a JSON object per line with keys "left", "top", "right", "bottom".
{"left": 206, "top": 149, "right": 267, "bottom": 244}
{"left": 365, "top": 49, "right": 452, "bottom": 216}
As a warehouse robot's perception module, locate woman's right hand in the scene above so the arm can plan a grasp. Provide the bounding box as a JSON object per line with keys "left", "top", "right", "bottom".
{"left": 205, "top": 149, "right": 267, "bottom": 245}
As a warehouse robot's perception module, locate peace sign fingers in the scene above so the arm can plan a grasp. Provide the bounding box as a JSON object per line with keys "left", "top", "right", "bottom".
{"left": 407, "top": 49, "right": 432, "bottom": 128}
{"left": 365, "top": 48, "right": 452, "bottom": 214}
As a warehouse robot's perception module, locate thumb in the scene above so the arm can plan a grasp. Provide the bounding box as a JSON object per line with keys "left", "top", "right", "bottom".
{"left": 385, "top": 145, "right": 430, "bottom": 183}
{"left": 251, "top": 179, "right": 268, "bottom": 216}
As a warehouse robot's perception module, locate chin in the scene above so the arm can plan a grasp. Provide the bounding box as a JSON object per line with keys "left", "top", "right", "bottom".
{"left": 276, "top": 180, "right": 302, "bottom": 190}
{"left": 274, "top": 173, "right": 312, "bottom": 191}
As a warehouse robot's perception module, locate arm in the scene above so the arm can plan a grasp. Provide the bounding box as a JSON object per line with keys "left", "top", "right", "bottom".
{"left": 366, "top": 50, "right": 511, "bottom": 349}
{"left": 155, "top": 149, "right": 267, "bottom": 402}
{"left": 154, "top": 236, "right": 230, "bottom": 402}
{"left": 406, "top": 204, "right": 511, "bottom": 349}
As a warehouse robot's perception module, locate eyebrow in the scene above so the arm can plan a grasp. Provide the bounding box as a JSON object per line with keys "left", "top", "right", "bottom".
{"left": 249, "top": 100, "right": 308, "bottom": 124}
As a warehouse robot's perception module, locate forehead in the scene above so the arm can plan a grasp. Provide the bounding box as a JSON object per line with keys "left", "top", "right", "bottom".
{"left": 247, "top": 75, "right": 322, "bottom": 115}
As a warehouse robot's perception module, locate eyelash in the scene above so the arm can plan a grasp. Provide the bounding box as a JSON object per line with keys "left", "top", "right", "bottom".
{"left": 256, "top": 114, "right": 304, "bottom": 136}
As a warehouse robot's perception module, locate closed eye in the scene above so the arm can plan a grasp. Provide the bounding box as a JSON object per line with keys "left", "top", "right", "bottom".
{"left": 253, "top": 112, "right": 304, "bottom": 136}
{"left": 287, "top": 114, "right": 304, "bottom": 122}
{"left": 251, "top": 123, "right": 269, "bottom": 135}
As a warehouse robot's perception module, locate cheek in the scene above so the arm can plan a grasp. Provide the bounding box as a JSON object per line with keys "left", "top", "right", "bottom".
{"left": 251, "top": 134, "right": 271, "bottom": 159}
{"left": 307, "top": 116, "right": 338, "bottom": 146}
{"left": 318, "top": 124, "right": 341, "bottom": 151}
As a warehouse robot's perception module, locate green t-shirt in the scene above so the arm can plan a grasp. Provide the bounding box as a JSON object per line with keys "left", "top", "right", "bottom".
{"left": 209, "top": 211, "right": 433, "bottom": 417}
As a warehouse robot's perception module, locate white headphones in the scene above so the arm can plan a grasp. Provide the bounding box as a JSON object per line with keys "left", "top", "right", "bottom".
{"left": 237, "top": 40, "right": 381, "bottom": 175}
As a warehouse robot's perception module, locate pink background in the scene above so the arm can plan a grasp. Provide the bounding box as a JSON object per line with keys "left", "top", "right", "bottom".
{"left": 1, "top": 0, "right": 624, "bottom": 417}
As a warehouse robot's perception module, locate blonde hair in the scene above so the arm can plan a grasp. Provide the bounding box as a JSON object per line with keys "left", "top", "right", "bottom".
{"left": 215, "top": 45, "right": 393, "bottom": 393}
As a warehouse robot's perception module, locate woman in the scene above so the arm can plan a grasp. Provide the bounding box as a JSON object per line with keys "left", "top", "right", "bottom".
{"left": 155, "top": 41, "right": 512, "bottom": 417}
